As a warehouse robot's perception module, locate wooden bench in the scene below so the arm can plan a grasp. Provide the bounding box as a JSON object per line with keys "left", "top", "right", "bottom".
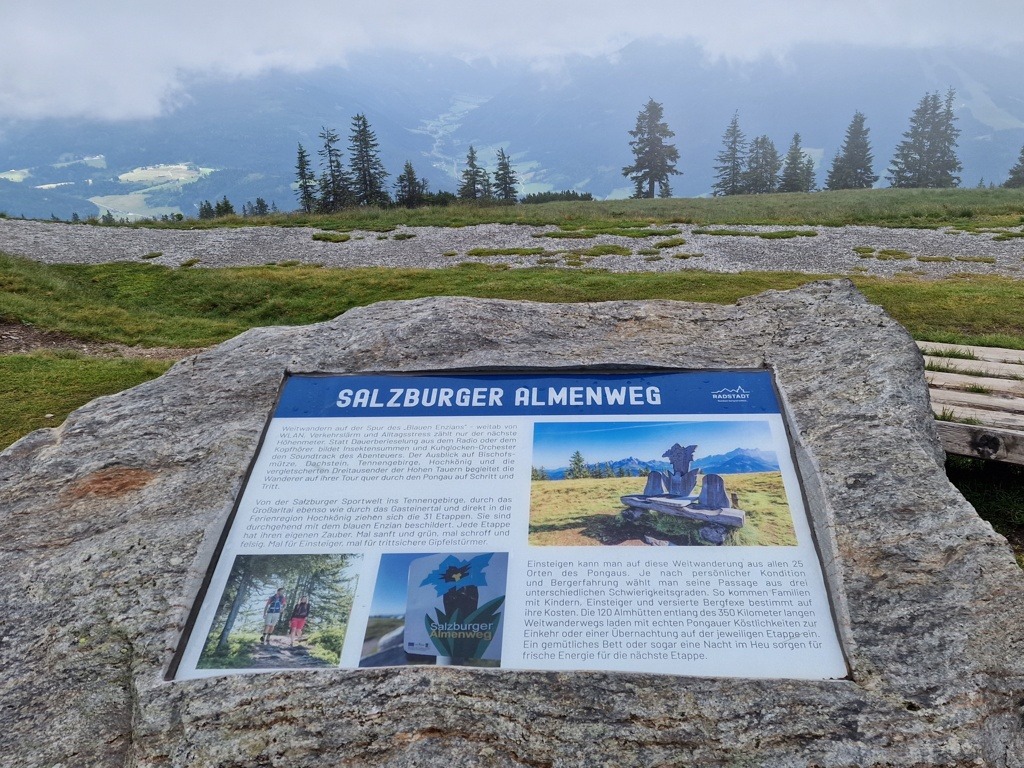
{"left": 917, "top": 341, "right": 1024, "bottom": 465}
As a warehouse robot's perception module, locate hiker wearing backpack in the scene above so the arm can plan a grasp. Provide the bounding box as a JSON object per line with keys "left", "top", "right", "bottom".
{"left": 262, "top": 587, "right": 287, "bottom": 643}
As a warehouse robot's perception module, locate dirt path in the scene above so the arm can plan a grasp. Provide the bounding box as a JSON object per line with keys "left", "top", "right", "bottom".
{"left": 0, "top": 322, "right": 201, "bottom": 360}
{"left": 244, "top": 636, "right": 335, "bottom": 669}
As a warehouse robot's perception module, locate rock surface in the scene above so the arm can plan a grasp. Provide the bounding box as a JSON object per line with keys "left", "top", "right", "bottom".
{"left": 3, "top": 217, "right": 1024, "bottom": 279}
{"left": 2, "top": 281, "right": 1023, "bottom": 767}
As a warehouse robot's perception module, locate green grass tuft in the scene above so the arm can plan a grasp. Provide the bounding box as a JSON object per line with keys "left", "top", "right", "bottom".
{"left": 466, "top": 247, "right": 547, "bottom": 257}
{"left": 653, "top": 236, "right": 687, "bottom": 249}
{"left": 312, "top": 232, "right": 351, "bottom": 243}
{"left": 0, "top": 353, "right": 173, "bottom": 448}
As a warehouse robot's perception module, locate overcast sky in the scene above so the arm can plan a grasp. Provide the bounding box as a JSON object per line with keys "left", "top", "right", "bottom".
{"left": 4, "top": 1, "right": 1023, "bottom": 122}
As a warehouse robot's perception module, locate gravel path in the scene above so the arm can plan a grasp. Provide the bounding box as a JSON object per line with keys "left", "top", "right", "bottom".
{"left": 2, "top": 218, "right": 1023, "bottom": 279}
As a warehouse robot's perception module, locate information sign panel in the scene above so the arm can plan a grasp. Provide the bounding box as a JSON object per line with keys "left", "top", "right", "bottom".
{"left": 172, "top": 370, "right": 846, "bottom": 680}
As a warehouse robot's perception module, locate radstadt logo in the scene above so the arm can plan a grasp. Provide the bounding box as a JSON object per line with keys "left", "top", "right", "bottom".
{"left": 710, "top": 385, "right": 751, "bottom": 402}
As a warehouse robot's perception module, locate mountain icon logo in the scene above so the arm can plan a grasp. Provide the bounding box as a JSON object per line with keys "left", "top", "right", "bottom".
{"left": 711, "top": 385, "right": 751, "bottom": 402}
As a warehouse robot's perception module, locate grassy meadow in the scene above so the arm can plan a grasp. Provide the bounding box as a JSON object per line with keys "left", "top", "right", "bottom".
{"left": 529, "top": 473, "right": 797, "bottom": 547}
{"left": 137, "top": 186, "right": 1024, "bottom": 231}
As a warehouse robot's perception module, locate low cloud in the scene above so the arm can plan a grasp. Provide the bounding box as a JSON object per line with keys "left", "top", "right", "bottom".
{"left": 3, "top": 0, "right": 1022, "bottom": 121}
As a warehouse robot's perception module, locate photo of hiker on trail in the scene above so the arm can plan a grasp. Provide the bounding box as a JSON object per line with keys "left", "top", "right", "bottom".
{"left": 197, "top": 553, "right": 361, "bottom": 671}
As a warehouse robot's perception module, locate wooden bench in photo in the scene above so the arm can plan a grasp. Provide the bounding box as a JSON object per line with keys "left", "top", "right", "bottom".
{"left": 918, "top": 341, "right": 1024, "bottom": 466}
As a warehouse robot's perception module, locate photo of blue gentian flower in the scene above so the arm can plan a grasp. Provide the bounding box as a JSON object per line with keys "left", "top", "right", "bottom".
{"left": 420, "top": 553, "right": 493, "bottom": 596}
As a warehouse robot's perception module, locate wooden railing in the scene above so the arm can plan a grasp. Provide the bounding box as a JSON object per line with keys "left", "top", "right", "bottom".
{"left": 918, "top": 341, "right": 1024, "bottom": 465}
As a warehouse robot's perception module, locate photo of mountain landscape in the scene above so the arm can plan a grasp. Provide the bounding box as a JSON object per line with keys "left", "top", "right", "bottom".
{"left": 529, "top": 420, "right": 797, "bottom": 547}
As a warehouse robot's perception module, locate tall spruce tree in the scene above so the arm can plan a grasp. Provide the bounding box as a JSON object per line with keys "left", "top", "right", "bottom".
{"left": 887, "top": 89, "right": 961, "bottom": 188}
{"left": 743, "top": 135, "right": 781, "bottom": 194}
{"left": 825, "top": 111, "right": 877, "bottom": 190}
{"left": 801, "top": 155, "right": 817, "bottom": 192}
{"left": 712, "top": 112, "right": 747, "bottom": 196}
{"left": 294, "top": 143, "right": 317, "bottom": 213}
{"left": 492, "top": 148, "right": 519, "bottom": 203}
{"left": 458, "top": 146, "right": 491, "bottom": 200}
{"left": 622, "top": 98, "right": 680, "bottom": 199}
{"left": 779, "top": 133, "right": 813, "bottom": 193}
{"left": 348, "top": 114, "right": 390, "bottom": 206}
{"left": 1004, "top": 144, "right": 1024, "bottom": 188}
{"left": 316, "top": 126, "right": 353, "bottom": 212}
{"left": 566, "top": 450, "right": 590, "bottom": 479}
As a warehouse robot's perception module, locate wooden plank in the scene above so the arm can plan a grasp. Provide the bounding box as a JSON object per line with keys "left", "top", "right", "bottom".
{"left": 922, "top": 355, "right": 1024, "bottom": 380}
{"left": 925, "top": 370, "right": 1024, "bottom": 397}
{"left": 929, "top": 403, "right": 1024, "bottom": 431}
{"left": 917, "top": 341, "right": 1024, "bottom": 366}
{"left": 929, "top": 389, "right": 1024, "bottom": 416}
{"left": 917, "top": 340, "right": 1024, "bottom": 464}
{"left": 933, "top": 421, "right": 1024, "bottom": 465}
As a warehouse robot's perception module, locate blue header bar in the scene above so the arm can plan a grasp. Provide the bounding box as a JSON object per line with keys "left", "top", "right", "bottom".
{"left": 274, "top": 370, "right": 780, "bottom": 418}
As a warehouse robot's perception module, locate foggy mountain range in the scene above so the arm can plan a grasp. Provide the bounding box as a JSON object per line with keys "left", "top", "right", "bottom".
{"left": 2, "top": 40, "right": 1022, "bottom": 220}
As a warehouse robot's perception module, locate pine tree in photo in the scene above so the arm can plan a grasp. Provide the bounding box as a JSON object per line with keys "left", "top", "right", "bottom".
{"left": 825, "top": 111, "right": 878, "bottom": 190}
{"left": 888, "top": 89, "right": 961, "bottom": 188}
{"left": 622, "top": 98, "right": 680, "bottom": 199}
{"left": 566, "top": 450, "right": 590, "bottom": 479}
{"left": 779, "top": 133, "right": 812, "bottom": 192}
{"left": 294, "top": 143, "right": 318, "bottom": 213}
{"left": 492, "top": 148, "right": 519, "bottom": 203}
{"left": 348, "top": 114, "right": 390, "bottom": 206}
{"left": 743, "top": 135, "right": 781, "bottom": 194}
{"left": 712, "top": 111, "right": 747, "bottom": 196}
{"left": 1004, "top": 144, "right": 1024, "bottom": 188}
{"left": 458, "top": 146, "right": 491, "bottom": 201}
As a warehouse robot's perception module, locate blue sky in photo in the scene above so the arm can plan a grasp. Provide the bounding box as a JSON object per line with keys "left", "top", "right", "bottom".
{"left": 531, "top": 420, "right": 775, "bottom": 470}
{"left": 368, "top": 553, "right": 422, "bottom": 617}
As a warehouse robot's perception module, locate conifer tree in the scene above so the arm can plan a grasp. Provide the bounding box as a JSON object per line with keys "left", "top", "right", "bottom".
{"left": 888, "top": 89, "right": 961, "bottom": 188}
{"left": 1004, "top": 144, "right": 1024, "bottom": 188}
{"left": 214, "top": 196, "right": 235, "bottom": 216}
{"left": 348, "top": 114, "right": 390, "bottom": 206}
{"left": 622, "top": 98, "right": 680, "bottom": 198}
{"left": 743, "top": 135, "right": 781, "bottom": 194}
{"left": 492, "top": 148, "right": 519, "bottom": 203}
{"left": 458, "top": 146, "right": 491, "bottom": 200}
{"left": 779, "top": 133, "right": 812, "bottom": 192}
{"left": 712, "top": 112, "right": 747, "bottom": 196}
{"left": 394, "top": 161, "right": 429, "bottom": 207}
{"left": 317, "top": 126, "right": 353, "bottom": 212}
{"left": 294, "top": 143, "right": 318, "bottom": 213}
{"left": 825, "top": 111, "right": 878, "bottom": 190}
{"left": 242, "top": 198, "right": 270, "bottom": 217}
{"left": 566, "top": 450, "right": 590, "bottom": 479}
{"left": 801, "top": 155, "right": 817, "bottom": 192}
